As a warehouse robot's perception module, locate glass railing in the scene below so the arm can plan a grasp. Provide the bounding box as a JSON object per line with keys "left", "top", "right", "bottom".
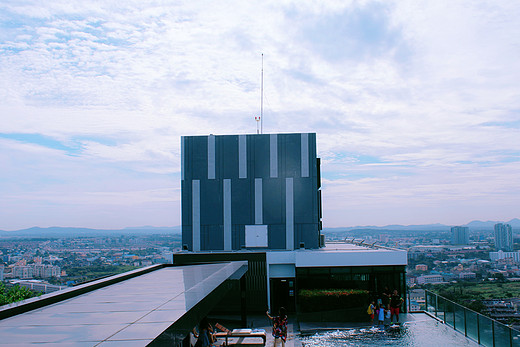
{"left": 425, "top": 290, "right": 520, "bottom": 346}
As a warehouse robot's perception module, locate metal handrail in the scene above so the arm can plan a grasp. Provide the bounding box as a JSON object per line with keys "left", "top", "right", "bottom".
{"left": 423, "top": 289, "right": 520, "bottom": 347}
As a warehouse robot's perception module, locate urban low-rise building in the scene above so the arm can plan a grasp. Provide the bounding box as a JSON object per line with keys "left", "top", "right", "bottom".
{"left": 417, "top": 274, "right": 444, "bottom": 285}
{"left": 459, "top": 272, "right": 476, "bottom": 280}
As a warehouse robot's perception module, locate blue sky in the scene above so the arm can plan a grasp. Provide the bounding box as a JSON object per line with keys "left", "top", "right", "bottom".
{"left": 1, "top": 1, "right": 519, "bottom": 230}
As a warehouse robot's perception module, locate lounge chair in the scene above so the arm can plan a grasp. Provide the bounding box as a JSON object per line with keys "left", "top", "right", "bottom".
{"left": 214, "top": 323, "right": 266, "bottom": 346}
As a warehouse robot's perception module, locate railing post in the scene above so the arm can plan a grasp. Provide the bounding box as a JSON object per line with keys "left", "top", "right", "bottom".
{"left": 434, "top": 294, "right": 439, "bottom": 317}
{"left": 492, "top": 320, "right": 495, "bottom": 347}
{"left": 464, "top": 307, "right": 467, "bottom": 337}
{"left": 477, "top": 314, "right": 480, "bottom": 345}
{"left": 510, "top": 325, "right": 513, "bottom": 347}
{"left": 453, "top": 303, "right": 456, "bottom": 330}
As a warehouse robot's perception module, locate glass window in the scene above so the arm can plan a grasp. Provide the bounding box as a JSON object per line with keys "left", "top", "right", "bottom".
{"left": 308, "top": 268, "right": 330, "bottom": 275}
{"left": 329, "top": 267, "right": 351, "bottom": 274}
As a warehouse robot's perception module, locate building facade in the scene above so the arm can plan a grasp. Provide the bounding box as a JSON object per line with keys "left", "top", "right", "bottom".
{"left": 415, "top": 264, "right": 428, "bottom": 271}
{"left": 181, "top": 133, "right": 322, "bottom": 251}
{"left": 416, "top": 274, "right": 444, "bottom": 285}
{"left": 176, "top": 132, "right": 407, "bottom": 317}
{"left": 451, "top": 226, "right": 469, "bottom": 245}
{"left": 458, "top": 272, "right": 476, "bottom": 280}
{"left": 494, "top": 223, "right": 513, "bottom": 252}
{"left": 490, "top": 250, "right": 520, "bottom": 262}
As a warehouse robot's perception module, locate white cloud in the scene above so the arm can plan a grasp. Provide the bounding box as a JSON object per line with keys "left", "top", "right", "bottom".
{"left": 0, "top": 0, "right": 519, "bottom": 228}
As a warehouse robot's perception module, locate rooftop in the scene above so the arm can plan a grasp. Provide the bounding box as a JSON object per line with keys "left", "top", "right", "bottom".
{"left": 0, "top": 262, "right": 247, "bottom": 345}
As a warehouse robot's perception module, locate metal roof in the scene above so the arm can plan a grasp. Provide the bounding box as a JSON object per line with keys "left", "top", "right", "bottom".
{"left": 0, "top": 262, "right": 247, "bottom": 345}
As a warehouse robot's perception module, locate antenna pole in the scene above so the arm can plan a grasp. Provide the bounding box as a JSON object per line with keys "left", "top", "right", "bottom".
{"left": 261, "top": 53, "right": 263, "bottom": 134}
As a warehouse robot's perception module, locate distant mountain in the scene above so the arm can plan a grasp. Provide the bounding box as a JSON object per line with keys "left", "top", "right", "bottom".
{"left": 0, "top": 226, "right": 181, "bottom": 237}
{"left": 2, "top": 218, "right": 518, "bottom": 237}
{"left": 464, "top": 219, "right": 520, "bottom": 229}
{"left": 323, "top": 218, "right": 520, "bottom": 233}
{"left": 508, "top": 218, "right": 520, "bottom": 227}
{"left": 323, "top": 223, "right": 450, "bottom": 232}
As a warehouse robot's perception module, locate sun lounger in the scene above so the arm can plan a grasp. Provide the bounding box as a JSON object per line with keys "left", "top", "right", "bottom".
{"left": 214, "top": 323, "right": 266, "bottom": 346}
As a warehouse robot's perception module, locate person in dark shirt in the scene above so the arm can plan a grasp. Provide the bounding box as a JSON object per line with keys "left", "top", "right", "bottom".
{"left": 380, "top": 286, "right": 391, "bottom": 306}
{"left": 390, "top": 290, "right": 404, "bottom": 324}
{"left": 195, "top": 317, "right": 215, "bottom": 347}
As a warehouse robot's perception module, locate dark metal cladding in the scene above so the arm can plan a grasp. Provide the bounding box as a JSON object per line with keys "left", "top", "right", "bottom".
{"left": 181, "top": 133, "right": 322, "bottom": 251}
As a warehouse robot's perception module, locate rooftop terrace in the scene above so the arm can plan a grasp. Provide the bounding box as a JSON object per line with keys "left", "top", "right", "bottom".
{"left": 0, "top": 262, "right": 247, "bottom": 345}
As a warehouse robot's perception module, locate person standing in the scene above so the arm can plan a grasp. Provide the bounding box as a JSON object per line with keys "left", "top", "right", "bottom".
{"left": 377, "top": 303, "right": 385, "bottom": 328}
{"left": 381, "top": 286, "right": 391, "bottom": 307}
{"left": 390, "top": 290, "right": 404, "bottom": 324}
{"left": 367, "top": 301, "right": 376, "bottom": 326}
{"left": 266, "top": 307, "right": 288, "bottom": 347}
{"left": 195, "top": 317, "right": 215, "bottom": 347}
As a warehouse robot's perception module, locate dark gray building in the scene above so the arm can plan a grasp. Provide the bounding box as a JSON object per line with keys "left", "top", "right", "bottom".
{"left": 181, "top": 133, "right": 322, "bottom": 252}
{"left": 176, "top": 132, "right": 407, "bottom": 317}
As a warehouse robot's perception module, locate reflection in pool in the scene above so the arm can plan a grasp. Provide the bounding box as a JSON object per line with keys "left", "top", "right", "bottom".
{"left": 299, "top": 320, "right": 478, "bottom": 346}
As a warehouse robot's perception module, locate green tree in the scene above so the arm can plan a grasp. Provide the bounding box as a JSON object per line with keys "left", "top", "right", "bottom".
{"left": 467, "top": 300, "right": 485, "bottom": 313}
{"left": 0, "top": 283, "right": 39, "bottom": 306}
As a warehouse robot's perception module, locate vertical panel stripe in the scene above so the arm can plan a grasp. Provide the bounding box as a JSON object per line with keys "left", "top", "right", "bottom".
{"left": 239, "top": 135, "right": 247, "bottom": 178}
{"left": 181, "top": 136, "right": 185, "bottom": 181}
{"left": 301, "top": 133, "right": 309, "bottom": 177}
{"left": 270, "top": 134, "right": 278, "bottom": 178}
{"left": 208, "top": 135, "right": 215, "bottom": 179}
{"left": 192, "top": 180, "right": 200, "bottom": 252}
{"left": 223, "top": 179, "right": 232, "bottom": 251}
{"left": 255, "top": 178, "right": 263, "bottom": 225}
{"left": 286, "top": 178, "right": 294, "bottom": 250}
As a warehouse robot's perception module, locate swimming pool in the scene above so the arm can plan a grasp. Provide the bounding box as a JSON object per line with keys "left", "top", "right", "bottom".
{"left": 299, "top": 319, "right": 478, "bottom": 346}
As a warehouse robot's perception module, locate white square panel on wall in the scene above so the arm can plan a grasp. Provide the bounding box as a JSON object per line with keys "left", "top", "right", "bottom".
{"left": 245, "top": 225, "right": 268, "bottom": 248}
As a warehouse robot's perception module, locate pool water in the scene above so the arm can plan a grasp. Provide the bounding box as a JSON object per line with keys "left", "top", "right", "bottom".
{"left": 299, "top": 320, "right": 478, "bottom": 346}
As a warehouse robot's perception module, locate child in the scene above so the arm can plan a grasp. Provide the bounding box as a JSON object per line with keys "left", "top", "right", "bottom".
{"left": 367, "top": 301, "right": 376, "bottom": 325}
{"left": 385, "top": 304, "right": 391, "bottom": 327}
{"left": 377, "top": 303, "right": 385, "bottom": 327}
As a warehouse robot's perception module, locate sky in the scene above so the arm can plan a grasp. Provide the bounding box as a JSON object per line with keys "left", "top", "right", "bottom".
{"left": 1, "top": 0, "right": 519, "bottom": 230}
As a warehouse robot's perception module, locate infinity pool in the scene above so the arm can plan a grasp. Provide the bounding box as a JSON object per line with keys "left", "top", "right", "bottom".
{"left": 299, "top": 319, "right": 478, "bottom": 346}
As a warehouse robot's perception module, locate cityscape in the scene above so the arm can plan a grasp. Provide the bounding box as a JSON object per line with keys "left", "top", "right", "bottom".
{"left": 1, "top": 1, "right": 520, "bottom": 346}
{"left": 2, "top": 220, "right": 520, "bottom": 328}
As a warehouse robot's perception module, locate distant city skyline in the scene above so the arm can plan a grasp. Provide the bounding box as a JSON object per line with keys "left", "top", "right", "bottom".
{"left": 1, "top": 1, "right": 520, "bottom": 230}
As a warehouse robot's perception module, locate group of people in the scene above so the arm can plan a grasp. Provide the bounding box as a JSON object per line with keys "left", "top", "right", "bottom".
{"left": 192, "top": 289, "right": 403, "bottom": 346}
{"left": 367, "top": 288, "right": 404, "bottom": 327}
{"left": 191, "top": 309, "right": 288, "bottom": 347}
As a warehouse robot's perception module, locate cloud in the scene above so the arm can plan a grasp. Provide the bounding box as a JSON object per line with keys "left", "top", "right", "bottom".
{"left": 0, "top": 0, "right": 519, "bottom": 228}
